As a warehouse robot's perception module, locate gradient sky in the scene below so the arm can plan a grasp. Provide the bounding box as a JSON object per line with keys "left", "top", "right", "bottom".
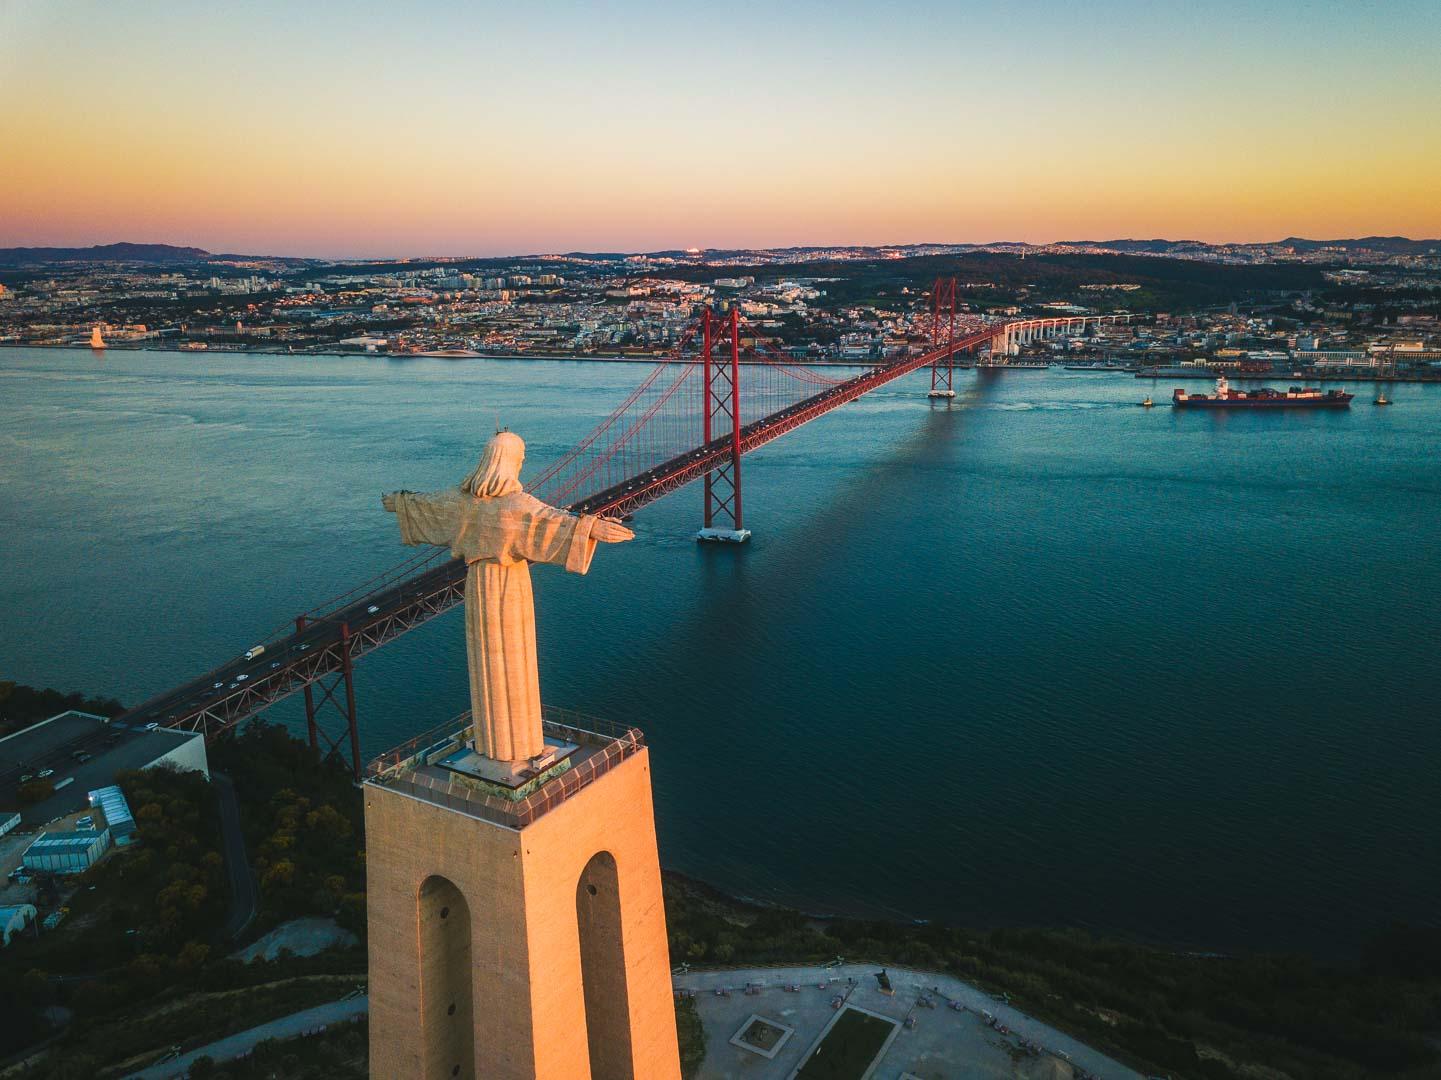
{"left": 2, "top": 0, "right": 1438, "bottom": 257}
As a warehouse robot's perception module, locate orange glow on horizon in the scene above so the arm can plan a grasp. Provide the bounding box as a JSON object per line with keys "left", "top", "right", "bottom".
{"left": 2, "top": 1, "right": 1438, "bottom": 256}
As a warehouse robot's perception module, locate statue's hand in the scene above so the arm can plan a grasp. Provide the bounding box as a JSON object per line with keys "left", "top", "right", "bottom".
{"left": 381, "top": 492, "right": 398, "bottom": 512}
{"left": 592, "top": 517, "right": 634, "bottom": 544}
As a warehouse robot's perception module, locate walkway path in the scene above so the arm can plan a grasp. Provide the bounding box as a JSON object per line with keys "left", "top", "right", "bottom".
{"left": 124, "top": 995, "right": 367, "bottom": 1079}
{"left": 213, "top": 772, "right": 257, "bottom": 941}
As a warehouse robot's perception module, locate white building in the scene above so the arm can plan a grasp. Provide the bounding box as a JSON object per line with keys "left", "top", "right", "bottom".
{"left": 0, "top": 904, "right": 36, "bottom": 946}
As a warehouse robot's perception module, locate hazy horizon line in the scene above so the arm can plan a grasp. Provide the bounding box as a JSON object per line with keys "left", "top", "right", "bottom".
{"left": 4, "top": 233, "right": 1439, "bottom": 264}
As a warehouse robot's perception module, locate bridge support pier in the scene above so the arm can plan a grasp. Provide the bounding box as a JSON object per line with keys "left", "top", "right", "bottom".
{"left": 298, "top": 616, "right": 363, "bottom": 781}
{"left": 697, "top": 306, "right": 751, "bottom": 544}
{"left": 928, "top": 277, "right": 958, "bottom": 399}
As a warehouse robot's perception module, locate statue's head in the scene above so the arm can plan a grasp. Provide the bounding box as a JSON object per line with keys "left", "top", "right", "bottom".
{"left": 461, "top": 431, "right": 525, "bottom": 498}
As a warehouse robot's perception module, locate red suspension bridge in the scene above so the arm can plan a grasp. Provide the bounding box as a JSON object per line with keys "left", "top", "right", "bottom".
{"left": 123, "top": 285, "right": 1131, "bottom": 775}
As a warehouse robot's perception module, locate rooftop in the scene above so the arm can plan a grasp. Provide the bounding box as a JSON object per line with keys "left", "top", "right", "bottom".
{"left": 363, "top": 705, "right": 644, "bottom": 831}
{"left": 88, "top": 785, "right": 136, "bottom": 838}
{"left": 25, "top": 830, "right": 107, "bottom": 856}
{"left": 0, "top": 711, "right": 202, "bottom": 823}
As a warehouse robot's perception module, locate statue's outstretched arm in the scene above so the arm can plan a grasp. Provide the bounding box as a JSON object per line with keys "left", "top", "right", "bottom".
{"left": 380, "top": 489, "right": 416, "bottom": 513}
{"left": 591, "top": 516, "right": 634, "bottom": 544}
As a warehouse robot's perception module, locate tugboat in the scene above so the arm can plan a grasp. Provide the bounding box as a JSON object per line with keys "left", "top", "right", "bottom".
{"left": 1141, "top": 396, "right": 1154, "bottom": 408}
{"left": 1374, "top": 388, "right": 1392, "bottom": 406}
{"left": 1172, "top": 375, "right": 1353, "bottom": 409}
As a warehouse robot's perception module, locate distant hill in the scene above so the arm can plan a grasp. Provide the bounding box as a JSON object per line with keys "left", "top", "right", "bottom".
{"left": 0, "top": 242, "right": 212, "bottom": 266}
{"left": 2, "top": 236, "right": 1436, "bottom": 267}
{"left": 1275, "top": 236, "right": 1441, "bottom": 255}
{"left": 1050, "top": 239, "right": 1211, "bottom": 254}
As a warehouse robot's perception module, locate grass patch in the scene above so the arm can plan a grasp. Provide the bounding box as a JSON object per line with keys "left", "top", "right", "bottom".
{"left": 796, "top": 1009, "right": 895, "bottom": 1080}
{"left": 675, "top": 994, "right": 705, "bottom": 1079}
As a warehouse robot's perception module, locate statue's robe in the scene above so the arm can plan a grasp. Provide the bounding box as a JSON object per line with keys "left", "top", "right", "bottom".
{"left": 391, "top": 488, "right": 598, "bottom": 761}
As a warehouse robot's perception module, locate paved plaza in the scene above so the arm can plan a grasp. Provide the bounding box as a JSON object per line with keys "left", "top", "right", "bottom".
{"left": 678, "top": 963, "right": 1141, "bottom": 1080}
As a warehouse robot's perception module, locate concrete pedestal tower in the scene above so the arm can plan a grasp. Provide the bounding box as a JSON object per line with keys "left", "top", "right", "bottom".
{"left": 366, "top": 432, "right": 680, "bottom": 1079}
{"left": 364, "top": 713, "right": 680, "bottom": 1080}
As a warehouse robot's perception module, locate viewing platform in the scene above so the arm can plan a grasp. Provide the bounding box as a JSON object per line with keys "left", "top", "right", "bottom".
{"left": 362, "top": 705, "right": 645, "bottom": 831}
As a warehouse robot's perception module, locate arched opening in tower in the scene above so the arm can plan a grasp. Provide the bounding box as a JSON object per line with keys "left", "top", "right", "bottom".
{"left": 419, "top": 874, "right": 474, "bottom": 1080}
{"left": 576, "top": 850, "right": 635, "bottom": 1079}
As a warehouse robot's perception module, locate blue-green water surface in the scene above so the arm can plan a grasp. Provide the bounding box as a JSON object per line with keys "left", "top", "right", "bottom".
{"left": 1, "top": 348, "right": 1437, "bottom": 956}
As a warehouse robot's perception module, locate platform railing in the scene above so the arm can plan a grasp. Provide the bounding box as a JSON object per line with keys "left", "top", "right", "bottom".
{"left": 363, "top": 706, "right": 645, "bottom": 830}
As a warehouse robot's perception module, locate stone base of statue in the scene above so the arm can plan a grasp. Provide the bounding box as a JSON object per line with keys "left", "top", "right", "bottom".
{"left": 436, "top": 733, "right": 580, "bottom": 800}
{"left": 364, "top": 707, "right": 681, "bottom": 1080}
{"left": 695, "top": 526, "right": 752, "bottom": 543}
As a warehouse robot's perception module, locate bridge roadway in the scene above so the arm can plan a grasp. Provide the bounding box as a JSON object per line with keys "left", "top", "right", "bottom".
{"left": 124, "top": 323, "right": 1004, "bottom": 741}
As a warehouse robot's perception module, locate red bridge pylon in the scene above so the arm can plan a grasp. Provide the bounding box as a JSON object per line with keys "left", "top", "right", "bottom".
{"left": 929, "top": 277, "right": 959, "bottom": 399}
{"left": 697, "top": 306, "right": 750, "bottom": 543}
{"left": 297, "top": 614, "right": 362, "bottom": 781}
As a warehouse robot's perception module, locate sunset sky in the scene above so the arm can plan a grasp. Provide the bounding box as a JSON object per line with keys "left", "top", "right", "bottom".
{"left": 2, "top": 0, "right": 1438, "bottom": 257}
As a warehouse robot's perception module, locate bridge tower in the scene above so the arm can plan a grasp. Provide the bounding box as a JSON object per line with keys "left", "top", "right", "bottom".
{"left": 928, "top": 277, "right": 958, "bottom": 399}
{"left": 696, "top": 306, "right": 750, "bottom": 543}
{"left": 296, "top": 614, "right": 362, "bottom": 781}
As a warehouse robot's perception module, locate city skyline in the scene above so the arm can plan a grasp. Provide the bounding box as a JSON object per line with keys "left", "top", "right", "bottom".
{"left": 3, "top": 0, "right": 1440, "bottom": 257}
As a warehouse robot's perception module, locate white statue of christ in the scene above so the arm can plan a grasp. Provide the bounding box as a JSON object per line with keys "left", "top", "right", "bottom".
{"left": 381, "top": 432, "right": 633, "bottom": 762}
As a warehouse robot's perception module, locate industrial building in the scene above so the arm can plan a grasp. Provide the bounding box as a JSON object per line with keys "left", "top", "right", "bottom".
{"left": 87, "top": 785, "right": 137, "bottom": 845}
{"left": 0, "top": 710, "right": 208, "bottom": 825}
{"left": 0, "top": 903, "right": 37, "bottom": 947}
{"left": 22, "top": 828, "right": 111, "bottom": 874}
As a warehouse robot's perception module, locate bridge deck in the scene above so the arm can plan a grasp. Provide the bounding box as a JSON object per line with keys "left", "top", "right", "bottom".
{"left": 125, "top": 317, "right": 1110, "bottom": 741}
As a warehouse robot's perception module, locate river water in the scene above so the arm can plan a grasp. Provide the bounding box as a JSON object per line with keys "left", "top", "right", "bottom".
{"left": 2, "top": 348, "right": 1437, "bottom": 956}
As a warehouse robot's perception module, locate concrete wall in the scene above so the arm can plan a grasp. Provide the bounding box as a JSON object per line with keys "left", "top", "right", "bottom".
{"left": 152, "top": 730, "right": 210, "bottom": 779}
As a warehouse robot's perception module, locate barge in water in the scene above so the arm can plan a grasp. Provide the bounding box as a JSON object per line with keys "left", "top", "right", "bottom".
{"left": 1172, "top": 376, "right": 1353, "bottom": 409}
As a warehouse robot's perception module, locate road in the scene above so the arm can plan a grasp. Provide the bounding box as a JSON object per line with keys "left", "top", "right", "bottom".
{"left": 124, "top": 994, "right": 367, "bottom": 1079}
{"left": 212, "top": 772, "right": 257, "bottom": 940}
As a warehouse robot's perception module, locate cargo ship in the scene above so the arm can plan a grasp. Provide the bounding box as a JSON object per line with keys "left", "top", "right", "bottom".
{"left": 1172, "top": 375, "right": 1353, "bottom": 409}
